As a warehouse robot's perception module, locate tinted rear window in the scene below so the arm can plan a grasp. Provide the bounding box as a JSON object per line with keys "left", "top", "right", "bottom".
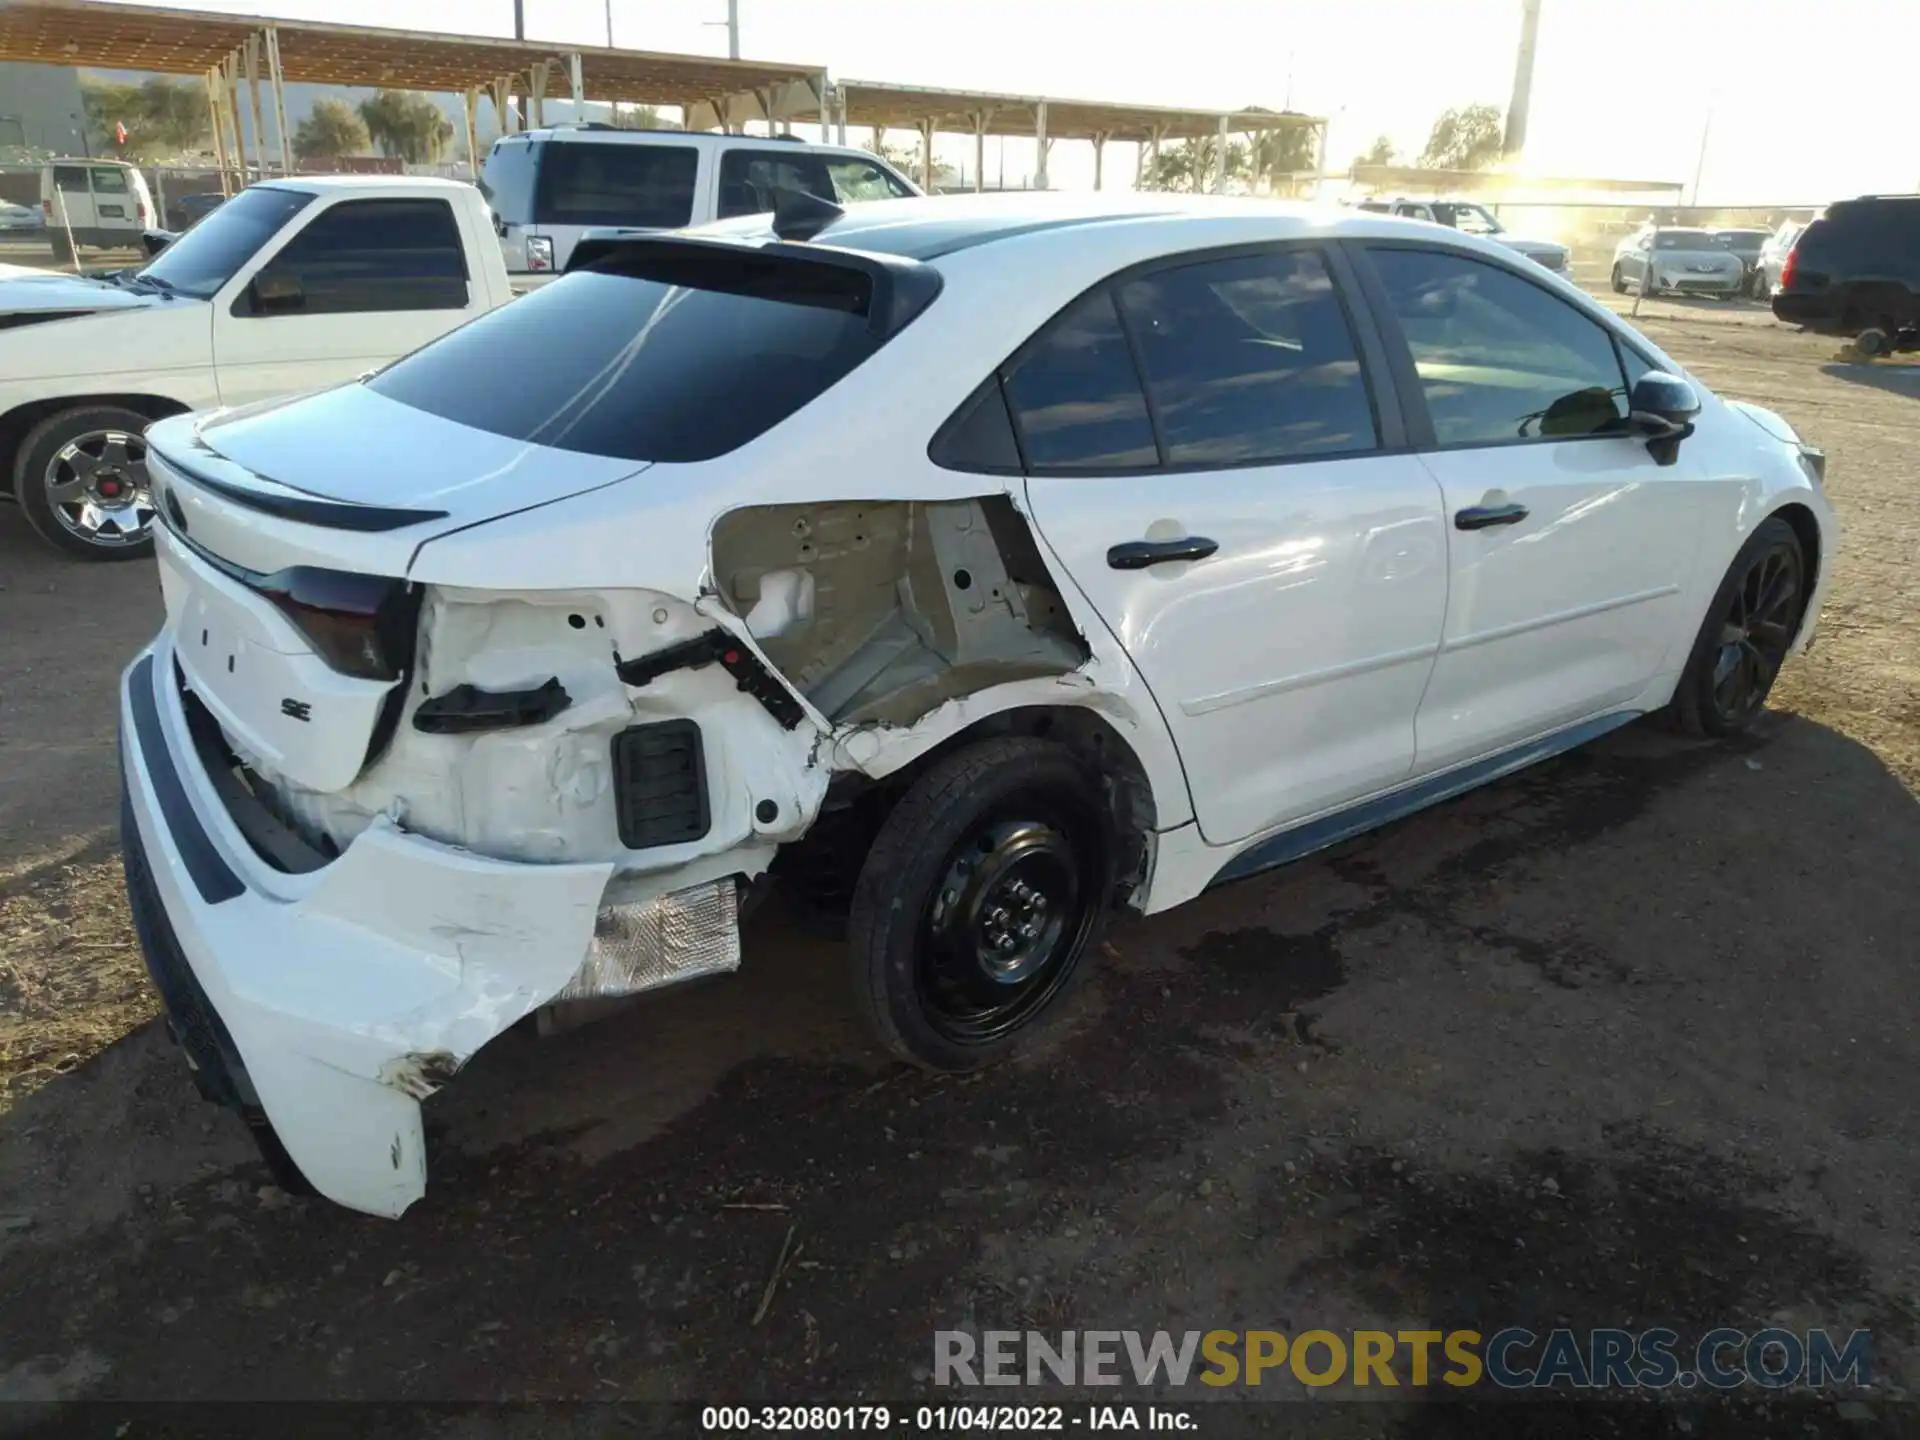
{"left": 479, "top": 138, "right": 541, "bottom": 224}
{"left": 366, "top": 265, "right": 889, "bottom": 462}
{"left": 535, "top": 143, "right": 699, "bottom": 228}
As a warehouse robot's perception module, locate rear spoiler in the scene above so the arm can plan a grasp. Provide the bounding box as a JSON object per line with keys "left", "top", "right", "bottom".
{"left": 562, "top": 230, "right": 943, "bottom": 342}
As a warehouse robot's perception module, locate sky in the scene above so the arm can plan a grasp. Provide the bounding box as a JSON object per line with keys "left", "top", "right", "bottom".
{"left": 133, "top": 0, "right": 1918, "bottom": 203}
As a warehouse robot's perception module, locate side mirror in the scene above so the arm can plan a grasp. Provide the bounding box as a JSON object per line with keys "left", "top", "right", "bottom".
{"left": 249, "top": 269, "right": 304, "bottom": 315}
{"left": 1629, "top": 370, "right": 1700, "bottom": 465}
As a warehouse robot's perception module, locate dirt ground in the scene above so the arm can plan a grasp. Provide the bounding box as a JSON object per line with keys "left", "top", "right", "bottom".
{"left": 0, "top": 293, "right": 1916, "bottom": 1436}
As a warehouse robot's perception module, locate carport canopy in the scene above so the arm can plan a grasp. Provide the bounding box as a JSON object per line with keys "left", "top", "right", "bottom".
{"left": 0, "top": 0, "right": 830, "bottom": 136}
{"left": 827, "top": 80, "right": 1325, "bottom": 193}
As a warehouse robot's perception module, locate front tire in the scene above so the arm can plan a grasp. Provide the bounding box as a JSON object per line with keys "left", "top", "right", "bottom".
{"left": 14, "top": 405, "right": 159, "bottom": 561}
{"left": 847, "top": 738, "right": 1114, "bottom": 1072}
{"left": 1611, "top": 263, "right": 1628, "bottom": 294}
{"left": 1668, "top": 517, "right": 1806, "bottom": 738}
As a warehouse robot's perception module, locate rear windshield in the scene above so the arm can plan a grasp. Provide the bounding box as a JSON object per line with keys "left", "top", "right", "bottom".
{"left": 534, "top": 143, "right": 699, "bottom": 228}
{"left": 366, "top": 262, "right": 891, "bottom": 462}
{"left": 1652, "top": 231, "right": 1712, "bottom": 249}
{"left": 478, "top": 138, "right": 540, "bottom": 224}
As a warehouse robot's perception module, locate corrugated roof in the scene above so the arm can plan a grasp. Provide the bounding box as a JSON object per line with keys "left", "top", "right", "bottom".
{"left": 833, "top": 81, "right": 1322, "bottom": 144}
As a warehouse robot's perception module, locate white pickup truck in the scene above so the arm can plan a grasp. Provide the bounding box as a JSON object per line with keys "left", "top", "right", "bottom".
{"left": 0, "top": 175, "right": 514, "bottom": 561}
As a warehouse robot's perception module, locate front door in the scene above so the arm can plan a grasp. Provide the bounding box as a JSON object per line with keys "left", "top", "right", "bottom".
{"left": 1016, "top": 246, "right": 1449, "bottom": 846}
{"left": 1357, "top": 244, "right": 1708, "bottom": 774}
{"left": 211, "top": 195, "right": 484, "bottom": 406}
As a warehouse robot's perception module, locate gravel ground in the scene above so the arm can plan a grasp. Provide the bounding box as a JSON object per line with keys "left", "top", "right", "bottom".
{"left": 0, "top": 296, "right": 1915, "bottom": 1436}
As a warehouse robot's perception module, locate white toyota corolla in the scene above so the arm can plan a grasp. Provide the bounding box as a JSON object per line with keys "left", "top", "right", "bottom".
{"left": 119, "top": 192, "right": 1834, "bottom": 1216}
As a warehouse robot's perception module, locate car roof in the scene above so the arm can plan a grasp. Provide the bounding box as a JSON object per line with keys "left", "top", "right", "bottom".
{"left": 500, "top": 126, "right": 887, "bottom": 162}
{"left": 694, "top": 190, "right": 1450, "bottom": 261}
{"left": 270, "top": 174, "right": 475, "bottom": 194}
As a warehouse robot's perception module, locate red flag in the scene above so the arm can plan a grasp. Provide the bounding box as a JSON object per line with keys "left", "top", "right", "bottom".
{"left": 115, "top": 121, "right": 128, "bottom": 145}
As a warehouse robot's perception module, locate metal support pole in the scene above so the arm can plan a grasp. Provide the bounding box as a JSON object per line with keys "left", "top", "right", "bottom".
{"left": 835, "top": 96, "right": 847, "bottom": 147}
{"left": 1211, "top": 113, "right": 1228, "bottom": 193}
{"left": 513, "top": 0, "right": 527, "bottom": 128}
{"left": 493, "top": 79, "right": 513, "bottom": 135}
{"left": 1145, "top": 124, "right": 1164, "bottom": 190}
{"left": 973, "top": 113, "right": 986, "bottom": 194}
{"left": 1313, "top": 119, "right": 1329, "bottom": 200}
{"left": 223, "top": 58, "right": 245, "bottom": 189}
{"left": 919, "top": 118, "right": 934, "bottom": 191}
{"left": 1033, "top": 100, "right": 1049, "bottom": 190}
{"left": 245, "top": 36, "right": 267, "bottom": 179}
{"left": 570, "top": 52, "right": 585, "bottom": 123}
{"left": 1092, "top": 133, "right": 1106, "bottom": 191}
{"left": 530, "top": 61, "right": 548, "bottom": 128}
{"left": 205, "top": 71, "right": 230, "bottom": 196}
{"left": 463, "top": 89, "right": 481, "bottom": 178}
{"left": 267, "top": 27, "right": 292, "bottom": 173}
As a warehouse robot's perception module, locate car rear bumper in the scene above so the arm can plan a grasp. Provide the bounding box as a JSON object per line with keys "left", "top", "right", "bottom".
{"left": 1771, "top": 292, "right": 1844, "bottom": 331}
{"left": 118, "top": 638, "right": 615, "bottom": 1217}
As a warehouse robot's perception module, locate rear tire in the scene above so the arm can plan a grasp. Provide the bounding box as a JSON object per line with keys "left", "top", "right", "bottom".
{"left": 1854, "top": 327, "right": 1890, "bottom": 358}
{"left": 847, "top": 738, "right": 1114, "bottom": 1072}
{"left": 1667, "top": 517, "right": 1806, "bottom": 738}
{"left": 47, "top": 231, "right": 72, "bottom": 265}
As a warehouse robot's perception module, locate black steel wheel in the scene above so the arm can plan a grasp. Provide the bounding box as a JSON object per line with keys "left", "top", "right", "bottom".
{"left": 1669, "top": 517, "right": 1806, "bottom": 737}
{"left": 848, "top": 737, "right": 1113, "bottom": 1071}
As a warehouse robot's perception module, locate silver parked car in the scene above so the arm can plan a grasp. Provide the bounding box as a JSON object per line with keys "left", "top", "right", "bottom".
{"left": 1611, "top": 225, "right": 1746, "bottom": 298}
{"left": 1751, "top": 220, "right": 1806, "bottom": 298}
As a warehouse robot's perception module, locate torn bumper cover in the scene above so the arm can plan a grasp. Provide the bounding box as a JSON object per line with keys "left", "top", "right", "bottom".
{"left": 117, "top": 639, "right": 737, "bottom": 1217}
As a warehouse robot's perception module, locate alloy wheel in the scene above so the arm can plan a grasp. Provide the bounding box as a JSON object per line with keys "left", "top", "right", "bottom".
{"left": 1710, "top": 539, "right": 1802, "bottom": 726}
{"left": 43, "top": 429, "right": 154, "bottom": 549}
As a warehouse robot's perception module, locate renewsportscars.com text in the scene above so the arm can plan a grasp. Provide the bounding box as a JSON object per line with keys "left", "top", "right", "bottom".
{"left": 934, "top": 1327, "right": 1873, "bottom": 1391}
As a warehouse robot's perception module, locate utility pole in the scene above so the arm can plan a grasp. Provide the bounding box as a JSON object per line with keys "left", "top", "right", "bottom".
{"left": 1690, "top": 96, "right": 1715, "bottom": 208}
{"left": 727, "top": 0, "right": 740, "bottom": 59}
{"left": 513, "top": 0, "right": 528, "bottom": 129}
{"left": 1502, "top": 0, "right": 1541, "bottom": 160}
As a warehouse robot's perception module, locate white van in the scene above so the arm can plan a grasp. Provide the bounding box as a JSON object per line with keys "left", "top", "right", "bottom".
{"left": 39, "top": 159, "right": 156, "bottom": 262}
{"left": 478, "top": 125, "right": 919, "bottom": 285}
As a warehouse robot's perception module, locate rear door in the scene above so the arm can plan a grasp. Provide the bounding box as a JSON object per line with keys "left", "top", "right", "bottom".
{"left": 1355, "top": 243, "right": 1709, "bottom": 774}
{"left": 88, "top": 165, "right": 140, "bottom": 234}
{"left": 1017, "top": 245, "right": 1450, "bottom": 845}
{"left": 48, "top": 164, "right": 94, "bottom": 236}
{"left": 210, "top": 195, "right": 484, "bottom": 405}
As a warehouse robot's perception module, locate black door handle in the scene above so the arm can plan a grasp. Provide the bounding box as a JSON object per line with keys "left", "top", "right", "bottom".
{"left": 1454, "top": 503, "right": 1529, "bottom": 531}
{"left": 1107, "top": 536, "right": 1220, "bottom": 569}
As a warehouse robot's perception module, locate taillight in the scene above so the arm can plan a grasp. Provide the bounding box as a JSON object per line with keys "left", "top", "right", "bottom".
{"left": 525, "top": 234, "right": 554, "bottom": 272}
{"left": 41, "top": 199, "right": 51, "bottom": 218}
{"left": 137, "top": 200, "right": 147, "bottom": 223}
{"left": 1779, "top": 246, "right": 1798, "bottom": 288}
{"left": 252, "top": 567, "right": 418, "bottom": 681}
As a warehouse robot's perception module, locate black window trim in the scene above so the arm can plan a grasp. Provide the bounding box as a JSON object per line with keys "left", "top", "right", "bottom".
{"left": 934, "top": 238, "right": 1407, "bottom": 480}
{"left": 1349, "top": 237, "right": 1664, "bottom": 456}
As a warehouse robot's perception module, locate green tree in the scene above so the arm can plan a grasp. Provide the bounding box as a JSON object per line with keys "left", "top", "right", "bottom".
{"left": 613, "top": 104, "right": 677, "bottom": 130}
{"left": 871, "top": 136, "right": 955, "bottom": 189}
{"left": 1246, "top": 126, "right": 1316, "bottom": 190}
{"left": 80, "top": 77, "right": 207, "bottom": 156}
{"left": 357, "top": 90, "right": 453, "bottom": 163}
{"left": 1416, "top": 104, "right": 1504, "bottom": 170}
{"left": 1355, "top": 134, "right": 1396, "bottom": 167}
{"left": 293, "top": 97, "right": 370, "bottom": 160}
{"left": 1141, "top": 136, "right": 1249, "bottom": 193}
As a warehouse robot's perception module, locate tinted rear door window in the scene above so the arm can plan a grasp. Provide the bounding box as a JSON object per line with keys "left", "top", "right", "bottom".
{"left": 255, "top": 198, "right": 468, "bottom": 314}
{"left": 1001, "top": 289, "right": 1157, "bottom": 471}
{"left": 367, "top": 264, "right": 891, "bottom": 462}
{"left": 1116, "top": 249, "right": 1378, "bottom": 465}
{"left": 536, "top": 144, "right": 698, "bottom": 228}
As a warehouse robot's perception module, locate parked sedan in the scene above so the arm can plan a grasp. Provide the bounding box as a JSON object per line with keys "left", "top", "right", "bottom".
{"left": 120, "top": 193, "right": 1833, "bottom": 1216}
{"left": 1753, "top": 219, "right": 1805, "bottom": 297}
{"left": 0, "top": 200, "right": 43, "bottom": 233}
{"left": 1611, "top": 226, "right": 1747, "bottom": 297}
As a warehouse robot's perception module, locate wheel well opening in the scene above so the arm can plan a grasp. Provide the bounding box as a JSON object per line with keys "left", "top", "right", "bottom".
{"left": 0, "top": 394, "right": 189, "bottom": 493}
{"left": 1771, "top": 501, "right": 1822, "bottom": 611}
{"left": 771, "top": 706, "right": 1158, "bottom": 922}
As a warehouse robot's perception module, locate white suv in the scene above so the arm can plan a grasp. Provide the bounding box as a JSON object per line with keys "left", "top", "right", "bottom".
{"left": 478, "top": 124, "right": 920, "bottom": 282}
{"left": 121, "top": 193, "right": 1832, "bottom": 1217}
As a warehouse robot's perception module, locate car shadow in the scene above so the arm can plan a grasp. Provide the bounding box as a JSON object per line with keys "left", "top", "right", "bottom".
{"left": 1820, "top": 359, "right": 1920, "bottom": 398}
{"left": 3, "top": 710, "right": 1917, "bottom": 1411}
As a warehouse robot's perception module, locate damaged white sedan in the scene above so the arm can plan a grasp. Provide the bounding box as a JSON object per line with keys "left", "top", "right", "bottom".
{"left": 119, "top": 191, "right": 1833, "bottom": 1216}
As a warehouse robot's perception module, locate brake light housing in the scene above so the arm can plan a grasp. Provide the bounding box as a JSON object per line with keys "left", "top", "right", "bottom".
{"left": 254, "top": 567, "right": 421, "bottom": 681}
{"left": 1779, "top": 246, "right": 1799, "bottom": 289}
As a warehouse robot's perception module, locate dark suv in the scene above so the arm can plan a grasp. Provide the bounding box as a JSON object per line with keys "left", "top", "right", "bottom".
{"left": 1771, "top": 194, "right": 1920, "bottom": 354}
